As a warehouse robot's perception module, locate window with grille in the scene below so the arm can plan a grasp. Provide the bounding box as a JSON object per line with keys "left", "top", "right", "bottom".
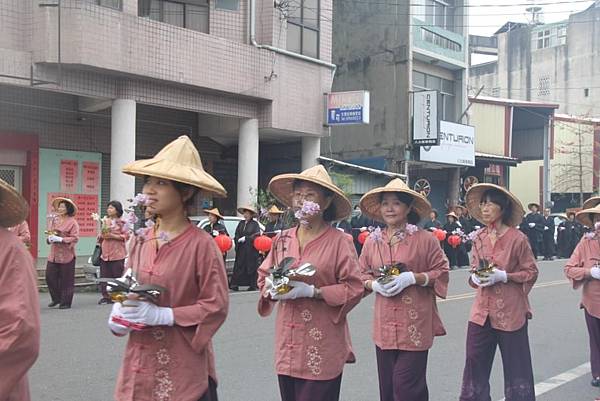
{"left": 286, "top": 0, "right": 320, "bottom": 59}
{"left": 413, "top": 71, "right": 456, "bottom": 121}
{"left": 139, "top": 0, "right": 209, "bottom": 33}
{"left": 88, "top": 0, "right": 122, "bottom": 10}
{"left": 0, "top": 166, "right": 22, "bottom": 192}
{"left": 413, "top": 0, "right": 455, "bottom": 32}
{"left": 533, "top": 25, "right": 567, "bottom": 50}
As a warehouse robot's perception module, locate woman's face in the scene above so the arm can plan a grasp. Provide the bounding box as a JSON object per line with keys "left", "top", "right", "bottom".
{"left": 429, "top": 211, "right": 436, "bottom": 220}
{"left": 379, "top": 193, "right": 410, "bottom": 227}
{"left": 106, "top": 205, "right": 117, "bottom": 218}
{"left": 208, "top": 214, "right": 218, "bottom": 224}
{"left": 243, "top": 210, "right": 253, "bottom": 221}
{"left": 480, "top": 200, "right": 503, "bottom": 225}
{"left": 57, "top": 202, "right": 68, "bottom": 216}
{"left": 292, "top": 181, "right": 332, "bottom": 221}
{"left": 142, "top": 177, "right": 184, "bottom": 216}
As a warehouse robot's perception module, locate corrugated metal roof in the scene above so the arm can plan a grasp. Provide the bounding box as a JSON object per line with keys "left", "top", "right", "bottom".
{"left": 318, "top": 156, "right": 407, "bottom": 179}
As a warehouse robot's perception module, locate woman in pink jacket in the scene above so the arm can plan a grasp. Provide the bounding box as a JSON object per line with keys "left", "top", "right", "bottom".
{"left": 257, "top": 165, "right": 363, "bottom": 401}
{"left": 460, "top": 184, "right": 538, "bottom": 401}
{"left": 358, "top": 178, "right": 449, "bottom": 401}
{"left": 564, "top": 205, "right": 600, "bottom": 390}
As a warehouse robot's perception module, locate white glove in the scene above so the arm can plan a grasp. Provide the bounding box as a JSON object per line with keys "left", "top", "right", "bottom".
{"left": 381, "top": 272, "right": 416, "bottom": 297}
{"left": 559, "top": 227, "right": 566, "bottom": 231}
{"left": 212, "top": 230, "right": 219, "bottom": 236}
{"left": 273, "top": 230, "right": 282, "bottom": 234}
{"left": 263, "top": 276, "right": 276, "bottom": 298}
{"left": 591, "top": 267, "right": 600, "bottom": 280}
{"left": 271, "top": 281, "right": 315, "bottom": 300}
{"left": 237, "top": 236, "right": 246, "bottom": 243}
{"left": 474, "top": 225, "right": 481, "bottom": 230}
{"left": 336, "top": 227, "right": 345, "bottom": 232}
{"left": 544, "top": 226, "right": 549, "bottom": 231}
{"left": 528, "top": 223, "right": 535, "bottom": 228}
{"left": 371, "top": 280, "right": 392, "bottom": 297}
{"left": 119, "top": 300, "right": 174, "bottom": 327}
{"left": 48, "top": 235, "right": 63, "bottom": 243}
{"left": 360, "top": 227, "right": 367, "bottom": 232}
{"left": 478, "top": 268, "right": 508, "bottom": 287}
{"left": 470, "top": 273, "right": 486, "bottom": 287}
{"left": 108, "top": 302, "right": 131, "bottom": 336}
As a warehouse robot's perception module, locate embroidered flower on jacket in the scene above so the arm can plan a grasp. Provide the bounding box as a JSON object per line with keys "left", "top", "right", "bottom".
{"left": 309, "top": 327, "right": 323, "bottom": 341}
{"left": 300, "top": 309, "right": 313, "bottom": 322}
{"left": 156, "top": 348, "right": 171, "bottom": 365}
{"left": 152, "top": 328, "right": 166, "bottom": 341}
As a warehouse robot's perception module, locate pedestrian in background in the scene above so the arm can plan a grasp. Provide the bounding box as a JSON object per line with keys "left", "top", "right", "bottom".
{"left": 265, "top": 205, "right": 285, "bottom": 235}
{"left": 459, "top": 184, "right": 538, "bottom": 401}
{"left": 423, "top": 209, "right": 442, "bottom": 231}
{"left": 0, "top": 178, "right": 40, "bottom": 401}
{"left": 443, "top": 212, "right": 460, "bottom": 269}
{"left": 231, "top": 205, "right": 261, "bottom": 291}
{"left": 564, "top": 205, "right": 600, "bottom": 389}
{"left": 542, "top": 208, "right": 555, "bottom": 260}
{"left": 97, "top": 200, "right": 129, "bottom": 305}
{"left": 45, "top": 197, "right": 80, "bottom": 309}
{"left": 257, "top": 165, "right": 363, "bottom": 401}
{"left": 359, "top": 178, "right": 449, "bottom": 401}
{"left": 523, "top": 202, "right": 545, "bottom": 259}
{"left": 455, "top": 205, "right": 472, "bottom": 268}
{"left": 204, "top": 208, "right": 228, "bottom": 237}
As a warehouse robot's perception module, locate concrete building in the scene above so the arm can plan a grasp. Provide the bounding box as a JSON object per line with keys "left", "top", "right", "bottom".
{"left": 328, "top": 0, "right": 471, "bottom": 213}
{"left": 0, "top": 0, "right": 335, "bottom": 258}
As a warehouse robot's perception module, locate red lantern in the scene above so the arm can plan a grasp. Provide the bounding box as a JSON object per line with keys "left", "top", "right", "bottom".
{"left": 448, "top": 234, "right": 461, "bottom": 248}
{"left": 433, "top": 229, "right": 446, "bottom": 241}
{"left": 358, "top": 231, "right": 369, "bottom": 244}
{"left": 254, "top": 235, "right": 273, "bottom": 253}
{"left": 214, "top": 234, "right": 232, "bottom": 253}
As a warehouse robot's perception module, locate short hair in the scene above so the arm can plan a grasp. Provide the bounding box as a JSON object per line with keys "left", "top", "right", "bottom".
{"left": 60, "top": 201, "right": 76, "bottom": 217}
{"left": 480, "top": 188, "right": 513, "bottom": 225}
{"left": 107, "top": 200, "right": 124, "bottom": 217}
{"left": 379, "top": 192, "right": 420, "bottom": 225}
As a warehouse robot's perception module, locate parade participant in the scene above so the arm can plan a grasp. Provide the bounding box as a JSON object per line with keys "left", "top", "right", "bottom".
{"left": 455, "top": 205, "right": 472, "bottom": 268}
{"left": 557, "top": 213, "right": 575, "bottom": 258}
{"left": 565, "top": 205, "right": 600, "bottom": 389}
{"left": 203, "top": 208, "right": 228, "bottom": 237}
{"left": 351, "top": 204, "right": 382, "bottom": 255}
{"left": 542, "top": 208, "right": 555, "bottom": 260}
{"left": 231, "top": 205, "right": 261, "bottom": 291}
{"left": 257, "top": 165, "right": 363, "bottom": 401}
{"left": 8, "top": 219, "right": 31, "bottom": 247}
{"left": 443, "top": 212, "right": 460, "bottom": 269}
{"left": 523, "top": 202, "right": 545, "bottom": 259}
{"left": 459, "top": 184, "right": 538, "bottom": 401}
{"left": 109, "top": 135, "right": 229, "bottom": 401}
{"left": 97, "top": 201, "right": 129, "bottom": 305}
{"left": 265, "top": 205, "right": 285, "bottom": 236}
{"left": 423, "top": 209, "right": 442, "bottom": 231}
{"left": 0, "top": 178, "right": 40, "bottom": 401}
{"left": 359, "top": 178, "right": 449, "bottom": 401}
{"left": 45, "top": 197, "right": 80, "bottom": 309}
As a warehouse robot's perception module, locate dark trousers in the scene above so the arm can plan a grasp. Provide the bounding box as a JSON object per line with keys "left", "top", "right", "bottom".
{"left": 457, "top": 244, "right": 470, "bottom": 267}
{"left": 460, "top": 319, "right": 535, "bottom": 401}
{"left": 585, "top": 309, "right": 600, "bottom": 379}
{"left": 99, "top": 258, "right": 125, "bottom": 298}
{"left": 278, "top": 374, "right": 342, "bottom": 401}
{"left": 542, "top": 234, "right": 555, "bottom": 258}
{"left": 198, "top": 377, "right": 218, "bottom": 401}
{"left": 444, "top": 243, "right": 458, "bottom": 267}
{"left": 46, "top": 258, "right": 76, "bottom": 307}
{"left": 376, "top": 346, "right": 429, "bottom": 401}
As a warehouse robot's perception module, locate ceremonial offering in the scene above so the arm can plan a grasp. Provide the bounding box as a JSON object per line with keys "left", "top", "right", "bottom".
{"left": 267, "top": 257, "right": 316, "bottom": 295}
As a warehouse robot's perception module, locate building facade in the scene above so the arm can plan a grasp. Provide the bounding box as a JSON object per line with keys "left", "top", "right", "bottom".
{"left": 0, "top": 0, "right": 335, "bottom": 257}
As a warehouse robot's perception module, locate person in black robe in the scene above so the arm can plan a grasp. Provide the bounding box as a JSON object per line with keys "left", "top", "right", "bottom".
{"left": 423, "top": 209, "right": 442, "bottom": 231}
{"left": 203, "top": 208, "right": 228, "bottom": 237}
{"left": 350, "top": 204, "right": 383, "bottom": 255}
{"left": 541, "top": 208, "right": 555, "bottom": 260}
{"left": 455, "top": 205, "right": 471, "bottom": 268}
{"left": 557, "top": 212, "right": 577, "bottom": 258}
{"left": 231, "top": 205, "right": 261, "bottom": 291}
{"left": 264, "top": 205, "right": 285, "bottom": 237}
{"left": 443, "top": 212, "right": 460, "bottom": 269}
{"left": 523, "top": 203, "right": 545, "bottom": 259}
{"left": 332, "top": 218, "right": 352, "bottom": 234}
{"left": 571, "top": 216, "right": 584, "bottom": 256}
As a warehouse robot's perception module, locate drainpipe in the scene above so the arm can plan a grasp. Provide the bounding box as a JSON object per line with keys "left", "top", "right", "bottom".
{"left": 249, "top": 0, "right": 337, "bottom": 80}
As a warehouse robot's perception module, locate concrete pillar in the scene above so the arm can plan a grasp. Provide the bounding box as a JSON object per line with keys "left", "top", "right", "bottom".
{"left": 301, "top": 136, "right": 321, "bottom": 170}
{"left": 110, "top": 99, "right": 136, "bottom": 203}
{"left": 542, "top": 118, "right": 551, "bottom": 208}
{"left": 448, "top": 168, "right": 460, "bottom": 208}
{"left": 122, "top": 0, "right": 139, "bottom": 15}
{"left": 237, "top": 118, "right": 259, "bottom": 210}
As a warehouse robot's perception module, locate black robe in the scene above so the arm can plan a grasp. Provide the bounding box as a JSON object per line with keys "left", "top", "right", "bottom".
{"left": 231, "top": 219, "right": 261, "bottom": 288}
{"left": 423, "top": 219, "right": 442, "bottom": 231}
{"left": 542, "top": 216, "right": 555, "bottom": 258}
{"left": 350, "top": 213, "right": 383, "bottom": 255}
{"left": 456, "top": 217, "right": 472, "bottom": 266}
{"left": 204, "top": 222, "right": 228, "bottom": 237}
{"left": 331, "top": 220, "right": 352, "bottom": 234}
{"left": 443, "top": 221, "right": 460, "bottom": 268}
{"left": 265, "top": 219, "right": 285, "bottom": 237}
{"left": 523, "top": 212, "right": 545, "bottom": 258}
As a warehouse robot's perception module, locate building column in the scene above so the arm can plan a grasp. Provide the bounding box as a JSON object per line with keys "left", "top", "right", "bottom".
{"left": 301, "top": 136, "right": 321, "bottom": 170}
{"left": 110, "top": 99, "right": 136, "bottom": 203}
{"left": 542, "top": 117, "right": 551, "bottom": 208}
{"left": 122, "top": 0, "right": 139, "bottom": 15}
{"left": 237, "top": 118, "right": 259, "bottom": 210}
{"left": 448, "top": 168, "right": 460, "bottom": 208}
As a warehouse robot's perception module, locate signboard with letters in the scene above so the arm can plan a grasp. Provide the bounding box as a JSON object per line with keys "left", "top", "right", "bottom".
{"left": 412, "top": 90, "right": 439, "bottom": 146}
{"left": 419, "top": 121, "right": 475, "bottom": 167}
{"left": 326, "top": 91, "right": 370, "bottom": 125}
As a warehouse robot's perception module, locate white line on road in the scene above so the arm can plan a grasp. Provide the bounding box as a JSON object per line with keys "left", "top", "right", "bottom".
{"left": 496, "top": 362, "right": 591, "bottom": 401}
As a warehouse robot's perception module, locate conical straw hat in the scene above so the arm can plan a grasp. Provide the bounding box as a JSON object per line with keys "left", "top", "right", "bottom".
{"left": 465, "top": 183, "right": 524, "bottom": 227}
{"left": 51, "top": 197, "right": 78, "bottom": 215}
{"left": 583, "top": 196, "right": 600, "bottom": 210}
{"left": 203, "top": 208, "right": 224, "bottom": 220}
{"left": 359, "top": 178, "right": 431, "bottom": 221}
{"left": 446, "top": 212, "right": 459, "bottom": 219}
{"left": 268, "top": 165, "right": 352, "bottom": 221}
{"left": 0, "top": 178, "right": 28, "bottom": 227}
{"left": 268, "top": 205, "right": 284, "bottom": 214}
{"left": 237, "top": 205, "right": 258, "bottom": 215}
{"left": 576, "top": 205, "right": 600, "bottom": 227}
{"left": 122, "top": 135, "right": 227, "bottom": 197}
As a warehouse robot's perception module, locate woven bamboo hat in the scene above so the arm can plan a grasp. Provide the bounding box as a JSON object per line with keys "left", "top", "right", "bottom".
{"left": 446, "top": 212, "right": 459, "bottom": 219}
{"left": 583, "top": 196, "right": 600, "bottom": 210}
{"left": 268, "top": 205, "right": 284, "bottom": 214}
{"left": 0, "top": 178, "right": 28, "bottom": 228}
{"left": 204, "top": 208, "right": 224, "bottom": 220}
{"left": 576, "top": 205, "right": 600, "bottom": 227}
{"left": 527, "top": 202, "right": 540, "bottom": 210}
{"left": 268, "top": 165, "right": 352, "bottom": 221}
{"left": 359, "top": 178, "right": 431, "bottom": 221}
{"left": 454, "top": 204, "right": 467, "bottom": 213}
{"left": 465, "top": 183, "right": 524, "bottom": 227}
{"left": 122, "top": 135, "right": 227, "bottom": 197}
{"left": 51, "top": 197, "right": 78, "bottom": 215}
{"left": 237, "top": 205, "right": 258, "bottom": 215}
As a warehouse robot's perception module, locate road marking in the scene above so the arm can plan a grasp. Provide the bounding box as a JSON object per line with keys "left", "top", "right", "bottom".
{"left": 439, "top": 280, "right": 569, "bottom": 303}
{"left": 497, "top": 362, "right": 591, "bottom": 401}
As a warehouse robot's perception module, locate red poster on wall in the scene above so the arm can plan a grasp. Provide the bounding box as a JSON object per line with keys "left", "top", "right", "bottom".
{"left": 47, "top": 192, "right": 99, "bottom": 237}
{"left": 60, "top": 159, "right": 79, "bottom": 192}
{"left": 82, "top": 161, "right": 100, "bottom": 194}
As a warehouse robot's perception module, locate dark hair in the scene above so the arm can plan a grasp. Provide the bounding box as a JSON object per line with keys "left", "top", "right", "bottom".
{"left": 107, "top": 200, "right": 124, "bottom": 217}
{"left": 60, "top": 201, "right": 76, "bottom": 217}
{"left": 172, "top": 181, "right": 199, "bottom": 210}
{"left": 480, "top": 188, "right": 513, "bottom": 225}
{"left": 379, "top": 192, "right": 421, "bottom": 225}
{"left": 430, "top": 209, "right": 439, "bottom": 219}
{"left": 292, "top": 179, "right": 337, "bottom": 222}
